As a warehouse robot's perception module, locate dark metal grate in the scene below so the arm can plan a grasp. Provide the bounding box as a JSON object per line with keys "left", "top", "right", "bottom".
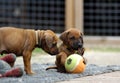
{"left": 0, "top": 0, "right": 65, "bottom": 33}
{"left": 84, "top": 0, "right": 120, "bottom": 36}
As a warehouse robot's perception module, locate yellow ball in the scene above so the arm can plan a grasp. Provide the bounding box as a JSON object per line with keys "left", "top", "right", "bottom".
{"left": 65, "top": 54, "right": 86, "bottom": 73}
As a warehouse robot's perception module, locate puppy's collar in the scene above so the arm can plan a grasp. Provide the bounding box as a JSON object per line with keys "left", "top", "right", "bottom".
{"left": 35, "top": 31, "right": 39, "bottom": 45}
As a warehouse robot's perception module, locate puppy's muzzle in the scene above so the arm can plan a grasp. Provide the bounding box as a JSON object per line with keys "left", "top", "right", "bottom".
{"left": 73, "top": 42, "right": 83, "bottom": 50}
{"left": 48, "top": 49, "right": 59, "bottom": 55}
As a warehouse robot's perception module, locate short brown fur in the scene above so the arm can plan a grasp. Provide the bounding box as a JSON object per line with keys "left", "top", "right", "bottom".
{"left": 46, "top": 29, "right": 86, "bottom": 72}
{"left": 0, "top": 27, "right": 58, "bottom": 75}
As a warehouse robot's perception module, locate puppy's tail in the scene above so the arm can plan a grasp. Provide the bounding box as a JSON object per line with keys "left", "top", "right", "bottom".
{"left": 46, "top": 66, "right": 57, "bottom": 70}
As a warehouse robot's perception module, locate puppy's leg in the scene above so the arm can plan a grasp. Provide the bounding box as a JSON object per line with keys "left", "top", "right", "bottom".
{"left": 56, "top": 52, "right": 67, "bottom": 73}
{"left": 78, "top": 47, "right": 85, "bottom": 56}
{"left": 46, "top": 52, "right": 68, "bottom": 73}
{"left": 23, "top": 51, "right": 34, "bottom": 75}
{"left": 78, "top": 48, "right": 87, "bottom": 64}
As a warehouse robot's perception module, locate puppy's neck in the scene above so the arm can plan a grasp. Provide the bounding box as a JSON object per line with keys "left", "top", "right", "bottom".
{"left": 67, "top": 47, "right": 74, "bottom": 52}
{"left": 35, "top": 31, "right": 39, "bottom": 45}
{"left": 35, "top": 30, "right": 44, "bottom": 47}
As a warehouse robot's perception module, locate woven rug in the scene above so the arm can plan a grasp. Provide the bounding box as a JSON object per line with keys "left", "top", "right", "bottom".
{"left": 0, "top": 63, "right": 120, "bottom": 83}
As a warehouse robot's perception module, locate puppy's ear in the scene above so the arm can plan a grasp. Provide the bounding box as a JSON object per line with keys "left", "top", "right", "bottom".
{"left": 45, "top": 34, "right": 53, "bottom": 48}
{"left": 60, "top": 31, "right": 69, "bottom": 42}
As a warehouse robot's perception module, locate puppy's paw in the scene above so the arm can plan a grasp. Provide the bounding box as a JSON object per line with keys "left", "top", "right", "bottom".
{"left": 78, "top": 47, "right": 85, "bottom": 56}
{"left": 27, "top": 71, "right": 35, "bottom": 75}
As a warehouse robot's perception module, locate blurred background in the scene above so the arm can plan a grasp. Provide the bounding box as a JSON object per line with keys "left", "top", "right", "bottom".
{"left": 0, "top": 0, "right": 120, "bottom": 51}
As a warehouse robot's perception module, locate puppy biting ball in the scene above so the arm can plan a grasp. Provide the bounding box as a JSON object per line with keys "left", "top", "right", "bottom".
{"left": 65, "top": 54, "right": 86, "bottom": 73}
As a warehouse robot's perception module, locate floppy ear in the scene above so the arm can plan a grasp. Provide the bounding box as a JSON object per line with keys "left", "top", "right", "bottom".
{"left": 45, "top": 34, "right": 53, "bottom": 48}
{"left": 60, "top": 31, "right": 69, "bottom": 42}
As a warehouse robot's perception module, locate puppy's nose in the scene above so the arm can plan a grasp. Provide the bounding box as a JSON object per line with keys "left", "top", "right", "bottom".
{"left": 78, "top": 43, "right": 83, "bottom": 48}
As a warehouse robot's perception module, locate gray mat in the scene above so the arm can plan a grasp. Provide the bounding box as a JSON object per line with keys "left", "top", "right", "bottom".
{"left": 0, "top": 63, "right": 120, "bottom": 83}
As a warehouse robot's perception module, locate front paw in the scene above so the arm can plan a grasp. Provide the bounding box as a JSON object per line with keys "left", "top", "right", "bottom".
{"left": 78, "top": 47, "right": 85, "bottom": 56}
{"left": 26, "top": 71, "right": 35, "bottom": 75}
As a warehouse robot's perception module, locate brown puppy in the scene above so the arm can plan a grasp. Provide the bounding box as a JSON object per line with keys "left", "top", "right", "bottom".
{"left": 0, "top": 27, "right": 58, "bottom": 75}
{"left": 46, "top": 29, "right": 85, "bottom": 72}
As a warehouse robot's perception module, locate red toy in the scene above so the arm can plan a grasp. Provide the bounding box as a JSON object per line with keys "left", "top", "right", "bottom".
{"left": 0, "top": 54, "right": 23, "bottom": 78}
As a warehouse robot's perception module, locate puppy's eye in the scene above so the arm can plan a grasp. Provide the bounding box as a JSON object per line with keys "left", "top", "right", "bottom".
{"left": 69, "top": 36, "right": 75, "bottom": 40}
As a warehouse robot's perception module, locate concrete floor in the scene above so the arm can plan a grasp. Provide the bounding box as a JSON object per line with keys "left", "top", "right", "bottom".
{"left": 58, "top": 71, "right": 120, "bottom": 83}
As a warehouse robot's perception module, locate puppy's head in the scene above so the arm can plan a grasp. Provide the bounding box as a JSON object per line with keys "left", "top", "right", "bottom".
{"left": 38, "top": 30, "right": 58, "bottom": 55}
{"left": 60, "top": 29, "right": 83, "bottom": 50}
